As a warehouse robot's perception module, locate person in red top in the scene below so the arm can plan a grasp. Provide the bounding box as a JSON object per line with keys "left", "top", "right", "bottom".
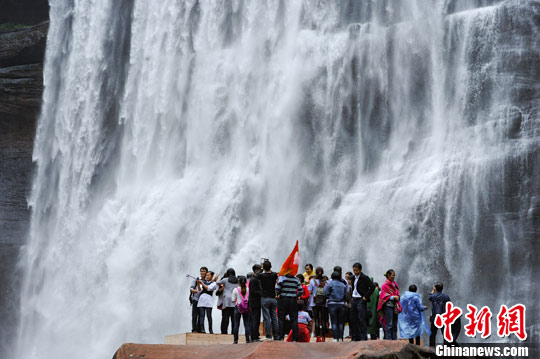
{"left": 296, "top": 274, "right": 310, "bottom": 308}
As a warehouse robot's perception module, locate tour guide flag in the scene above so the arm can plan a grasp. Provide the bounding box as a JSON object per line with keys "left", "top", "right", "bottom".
{"left": 278, "top": 240, "right": 300, "bottom": 276}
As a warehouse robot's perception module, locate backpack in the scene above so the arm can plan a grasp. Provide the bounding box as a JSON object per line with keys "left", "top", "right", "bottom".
{"left": 432, "top": 299, "right": 444, "bottom": 315}
{"left": 237, "top": 288, "right": 250, "bottom": 314}
{"left": 314, "top": 286, "right": 327, "bottom": 306}
{"left": 189, "top": 277, "right": 198, "bottom": 305}
{"left": 431, "top": 293, "right": 449, "bottom": 315}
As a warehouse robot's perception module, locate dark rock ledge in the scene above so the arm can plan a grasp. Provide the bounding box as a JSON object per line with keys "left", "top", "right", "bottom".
{"left": 0, "top": 21, "right": 48, "bottom": 119}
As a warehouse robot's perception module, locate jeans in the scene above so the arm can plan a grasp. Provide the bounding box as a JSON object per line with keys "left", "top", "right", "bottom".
{"left": 250, "top": 306, "right": 261, "bottom": 340}
{"left": 328, "top": 303, "right": 345, "bottom": 340}
{"left": 278, "top": 297, "right": 298, "bottom": 341}
{"left": 199, "top": 307, "right": 213, "bottom": 333}
{"left": 261, "top": 297, "right": 279, "bottom": 339}
{"left": 221, "top": 307, "right": 235, "bottom": 334}
{"left": 351, "top": 298, "right": 368, "bottom": 340}
{"left": 233, "top": 307, "right": 251, "bottom": 343}
{"left": 312, "top": 306, "right": 328, "bottom": 338}
{"left": 383, "top": 305, "right": 398, "bottom": 340}
{"left": 191, "top": 300, "right": 203, "bottom": 332}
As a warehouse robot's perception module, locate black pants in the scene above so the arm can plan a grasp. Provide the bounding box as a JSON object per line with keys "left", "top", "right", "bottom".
{"left": 278, "top": 297, "right": 298, "bottom": 341}
{"left": 199, "top": 307, "right": 213, "bottom": 333}
{"left": 191, "top": 300, "right": 202, "bottom": 332}
{"left": 313, "top": 305, "right": 328, "bottom": 338}
{"left": 250, "top": 306, "right": 261, "bottom": 340}
{"left": 221, "top": 307, "right": 235, "bottom": 334}
{"left": 350, "top": 298, "right": 368, "bottom": 340}
{"left": 430, "top": 317, "right": 460, "bottom": 346}
{"left": 430, "top": 322, "right": 448, "bottom": 346}
{"left": 409, "top": 336, "right": 420, "bottom": 345}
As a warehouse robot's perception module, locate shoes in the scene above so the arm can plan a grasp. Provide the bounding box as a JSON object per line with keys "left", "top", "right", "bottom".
{"left": 209, "top": 331, "right": 214, "bottom": 334}
{"left": 233, "top": 341, "right": 238, "bottom": 344}
{"left": 333, "top": 339, "right": 338, "bottom": 342}
{"left": 260, "top": 337, "right": 272, "bottom": 341}
{"left": 199, "top": 330, "right": 206, "bottom": 334}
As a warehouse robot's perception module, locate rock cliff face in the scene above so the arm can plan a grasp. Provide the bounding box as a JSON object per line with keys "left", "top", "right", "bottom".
{"left": 0, "top": 22, "right": 48, "bottom": 119}
{"left": 0, "top": 16, "right": 48, "bottom": 358}
{"left": 0, "top": 0, "right": 49, "bottom": 25}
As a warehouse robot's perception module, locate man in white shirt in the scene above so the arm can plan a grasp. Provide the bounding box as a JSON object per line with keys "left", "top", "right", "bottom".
{"left": 350, "top": 263, "right": 375, "bottom": 341}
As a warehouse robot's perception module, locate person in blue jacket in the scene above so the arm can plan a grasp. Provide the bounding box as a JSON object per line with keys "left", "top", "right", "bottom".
{"left": 398, "top": 284, "right": 431, "bottom": 345}
{"left": 324, "top": 271, "right": 347, "bottom": 341}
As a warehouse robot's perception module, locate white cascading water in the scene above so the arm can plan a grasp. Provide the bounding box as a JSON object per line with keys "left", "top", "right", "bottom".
{"left": 16, "top": 0, "right": 539, "bottom": 357}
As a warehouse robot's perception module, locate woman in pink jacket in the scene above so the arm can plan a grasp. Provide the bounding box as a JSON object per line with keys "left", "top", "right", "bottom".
{"left": 377, "top": 269, "right": 402, "bottom": 340}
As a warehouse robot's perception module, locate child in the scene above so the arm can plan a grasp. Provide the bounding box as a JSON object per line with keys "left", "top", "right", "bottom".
{"left": 286, "top": 301, "right": 312, "bottom": 342}
{"left": 296, "top": 274, "right": 310, "bottom": 310}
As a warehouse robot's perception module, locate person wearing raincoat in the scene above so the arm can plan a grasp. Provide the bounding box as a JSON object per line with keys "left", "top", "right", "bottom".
{"left": 398, "top": 284, "right": 431, "bottom": 345}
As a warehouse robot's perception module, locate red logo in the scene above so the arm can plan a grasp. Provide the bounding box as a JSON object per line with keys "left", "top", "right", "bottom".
{"left": 464, "top": 304, "right": 492, "bottom": 339}
{"left": 434, "top": 303, "right": 527, "bottom": 341}
{"left": 434, "top": 302, "right": 463, "bottom": 342}
{"left": 497, "top": 304, "right": 527, "bottom": 340}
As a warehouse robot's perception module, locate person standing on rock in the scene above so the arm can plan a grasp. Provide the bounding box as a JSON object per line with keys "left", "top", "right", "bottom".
{"left": 351, "top": 263, "right": 375, "bottom": 341}
{"left": 276, "top": 271, "right": 303, "bottom": 341}
{"left": 428, "top": 282, "right": 451, "bottom": 346}
{"left": 249, "top": 264, "right": 263, "bottom": 341}
{"left": 325, "top": 271, "right": 347, "bottom": 341}
{"left": 232, "top": 275, "right": 251, "bottom": 344}
{"left": 345, "top": 272, "right": 354, "bottom": 337}
{"left": 377, "top": 269, "right": 401, "bottom": 340}
{"left": 216, "top": 268, "right": 239, "bottom": 334}
{"left": 398, "top": 284, "right": 431, "bottom": 345}
{"left": 190, "top": 266, "right": 208, "bottom": 333}
{"left": 258, "top": 260, "right": 280, "bottom": 340}
{"left": 309, "top": 267, "right": 328, "bottom": 341}
{"left": 197, "top": 271, "right": 217, "bottom": 334}
{"left": 367, "top": 281, "right": 380, "bottom": 340}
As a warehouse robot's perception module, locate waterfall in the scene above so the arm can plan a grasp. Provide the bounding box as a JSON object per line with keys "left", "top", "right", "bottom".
{"left": 17, "top": 0, "right": 539, "bottom": 357}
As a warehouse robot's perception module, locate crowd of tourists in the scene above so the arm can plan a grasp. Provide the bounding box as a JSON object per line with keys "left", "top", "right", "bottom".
{"left": 189, "top": 261, "right": 454, "bottom": 345}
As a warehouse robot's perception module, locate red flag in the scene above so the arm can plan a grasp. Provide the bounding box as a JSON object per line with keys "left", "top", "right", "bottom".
{"left": 278, "top": 240, "right": 300, "bottom": 276}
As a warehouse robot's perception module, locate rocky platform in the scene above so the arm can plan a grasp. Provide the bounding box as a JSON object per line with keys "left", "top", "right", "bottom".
{"left": 113, "top": 341, "right": 435, "bottom": 359}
